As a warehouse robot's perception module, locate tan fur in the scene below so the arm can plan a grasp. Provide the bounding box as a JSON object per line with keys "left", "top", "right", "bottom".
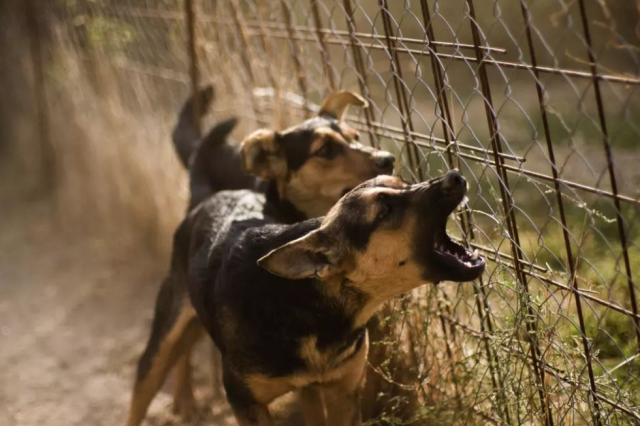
{"left": 261, "top": 176, "right": 432, "bottom": 331}
{"left": 240, "top": 90, "right": 384, "bottom": 219}
{"left": 283, "top": 128, "right": 379, "bottom": 218}
{"left": 321, "top": 334, "right": 368, "bottom": 426}
{"left": 128, "top": 91, "right": 396, "bottom": 426}
{"left": 245, "top": 336, "right": 369, "bottom": 426}
{"left": 300, "top": 335, "right": 361, "bottom": 372}
{"left": 338, "top": 123, "right": 359, "bottom": 141}
{"left": 319, "top": 91, "right": 368, "bottom": 119}
{"left": 241, "top": 129, "right": 287, "bottom": 180}
{"left": 299, "top": 386, "right": 327, "bottom": 426}
{"left": 125, "top": 302, "right": 203, "bottom": 426}
{"left": 172, "top": 353, "right": 196, "bottom": 419}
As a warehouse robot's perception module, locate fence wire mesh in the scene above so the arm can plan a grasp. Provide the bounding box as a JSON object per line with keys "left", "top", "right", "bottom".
{"left": 21, "top": 0, "right": 640, "bottom": 424}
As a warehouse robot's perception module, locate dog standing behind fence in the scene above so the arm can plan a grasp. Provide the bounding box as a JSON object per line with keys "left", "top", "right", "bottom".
{"left": 125, "top": 89, "right": 396, "bottom": 426}
{"left": 131, "top": 170, "right": 485, "bottom": 425}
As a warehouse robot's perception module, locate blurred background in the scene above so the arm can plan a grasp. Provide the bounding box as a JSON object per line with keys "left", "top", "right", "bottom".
{"left": 1, "top": 0, "right": 639, "bottom": 425}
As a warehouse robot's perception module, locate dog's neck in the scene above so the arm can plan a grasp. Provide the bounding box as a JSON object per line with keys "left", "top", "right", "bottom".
{"left": 322, "top": 275, "right": 418, "bottom": 331}
{"left": 264, "top": 182, "right": 308, "bottom": 224}
{"left": 318, "top": 276, "right": 375, "bottom": 333}
{"left": 279, "top": 185, "right": 338, "bottom": 219}
{"left": 268, "top": 179, "right": 337, "bottom": 220}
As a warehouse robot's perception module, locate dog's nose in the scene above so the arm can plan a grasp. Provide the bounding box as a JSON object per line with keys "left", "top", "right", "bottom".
{"left": 442, "top": 169, "right": 466, "bottom": 190}
{"left": 374, "top": 153, "right": 395, "bottom": 173}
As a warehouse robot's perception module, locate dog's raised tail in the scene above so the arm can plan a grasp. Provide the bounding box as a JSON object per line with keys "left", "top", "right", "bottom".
{"left": 188, "top": 118, "right": 259, "bottom": 209}
{"left": 172, "top": 85, "right": 215, "bottom": 168}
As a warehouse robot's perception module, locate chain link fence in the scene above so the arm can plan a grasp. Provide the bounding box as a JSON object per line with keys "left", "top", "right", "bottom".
{"left": 14, "top": 0, "right": 640, "bottom": 424}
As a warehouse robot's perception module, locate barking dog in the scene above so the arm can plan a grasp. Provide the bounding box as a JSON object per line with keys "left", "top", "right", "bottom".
{"left": 124, "top": 90, "right": 395, "bottom": 426}
{"left": 129, "top": 169, "right": 484, "bottom": 426}
{"left": 190, "top": 171, "right": 481, "bottom": 425}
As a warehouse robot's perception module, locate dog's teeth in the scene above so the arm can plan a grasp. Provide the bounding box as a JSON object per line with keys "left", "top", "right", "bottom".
{"left": 471, "top": 249, "right": 479, "bottom": 261}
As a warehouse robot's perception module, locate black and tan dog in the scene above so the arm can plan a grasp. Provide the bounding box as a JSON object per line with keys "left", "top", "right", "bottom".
{"left": 130, "top": 170, "right": 484, "bottom": 426}
{"left": 171, "top": 86, "right": 395, "bottom": 213}
{"left": 125, "top": 90, "right": 395, "bottom": 426}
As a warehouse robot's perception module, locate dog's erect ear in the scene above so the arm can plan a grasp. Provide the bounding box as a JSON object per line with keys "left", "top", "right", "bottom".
{"left": 319, "top": 91, "right": 368, "bottom": 120}
{"left": 240, "top": 129, "right": 287, "bottom": 180}
{"left": 258, "top": 230, "right": 339, "bottom": 280}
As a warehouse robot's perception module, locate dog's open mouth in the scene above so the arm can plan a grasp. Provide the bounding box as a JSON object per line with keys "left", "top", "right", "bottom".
{"left": 433, "top": 226, "right": 485, "bottom": 276}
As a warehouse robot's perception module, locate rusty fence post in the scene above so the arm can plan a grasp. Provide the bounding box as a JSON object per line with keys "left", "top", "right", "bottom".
{"left": 417, "top": 1, "right": 511, "bottom": 422}
{"left": 280, "top": 0, "right": 310, "bottom": 118}
{"left": 310, "top": 0, "right": 336, "bottom": 92}
{"left": 185, "top": 0, "right": 201, "bottom": 139}
{"left": 518, "top": 1, "right": 604, "bottom": 424}
{"left": 576, "top": 0, "right": 640, "bottom": 353}
{"left": 378, "top": 0, "right": 423, "bottom": 181}
{"left": 464, "top": 0, "right": 555, "bottom": 424}
{"left": 342, "top": 0, "right": 379, "bottom": 148}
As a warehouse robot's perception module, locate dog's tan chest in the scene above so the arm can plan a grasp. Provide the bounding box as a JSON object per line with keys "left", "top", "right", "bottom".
{"left": 245, "top": 333, "right": 368, "bottom": 405}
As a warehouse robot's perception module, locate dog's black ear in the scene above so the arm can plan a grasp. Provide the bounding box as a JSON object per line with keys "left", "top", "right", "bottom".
{"left": 240, "top": 129, "right": 287, "bottom": 180}
{"left": 319, "top": 91, "right": 368, "bottom": 120}
{"left": 258, "top": 230, "right": 338, "bottom": 280}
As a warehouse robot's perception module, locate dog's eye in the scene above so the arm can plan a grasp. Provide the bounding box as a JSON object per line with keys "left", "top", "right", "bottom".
{"left": 315, "top": 141, "right": 339, "bottom": 159}
{"left": 377, "top": 194, "right": 392, "bottom": 220}
{"left": 377, "top": 204, "right": 391, "bottom": 221}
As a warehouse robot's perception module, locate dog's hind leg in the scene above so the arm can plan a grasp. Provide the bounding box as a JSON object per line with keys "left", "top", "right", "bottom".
{"left": 172, "top": 351, "right": 197, "bottom": 420}
{"left": 124, "top": 276, "right": 203, "bottom": 426}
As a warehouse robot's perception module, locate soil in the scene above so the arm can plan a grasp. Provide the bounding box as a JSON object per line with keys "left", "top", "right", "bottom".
{"left": 0, "top": 179, "right": 301, "bottom": 426}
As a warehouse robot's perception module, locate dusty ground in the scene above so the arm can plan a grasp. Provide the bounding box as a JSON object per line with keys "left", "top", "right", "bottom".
{"left": 0, "top": 163, "right": 304, "bottom": 426}
{"left": 0, "top": 177, "right": 243, "bottom": 425}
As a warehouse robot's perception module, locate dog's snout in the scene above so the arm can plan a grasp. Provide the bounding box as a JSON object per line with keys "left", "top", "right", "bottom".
{"left": 374, "top": 153, "right": 395, "bottom": 173}
{"left": 442, "top": 169, "right": 466, "bottom": 190}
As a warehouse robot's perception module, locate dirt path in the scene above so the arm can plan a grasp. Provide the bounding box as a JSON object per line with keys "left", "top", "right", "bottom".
{"left": 0, "top": 183, "right": 244, "bottom": 425}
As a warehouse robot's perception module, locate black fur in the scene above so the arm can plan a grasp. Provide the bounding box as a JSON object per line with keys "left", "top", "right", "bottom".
{"left": 136, "top": 219, "right": 192, "bottom": 381}
{"left": 189, "top": 118, "right": 263, "bottom": 209}
{"left": 172, "top": 86, "right": 266, "bottom": 210}
{"left": 127, "top": 88, "right": 397, "bottom": 426}
{"left": 172, "top": 87, "right": 390, "bottom": 213}
{"left": 184, "top": 191, "right": 368, "bottom": 382}
{"left": 136, "top": 276, "right": 180, "bottom": 381}
{"left": 172, "top": 86, "right": 214, "bottom": 168}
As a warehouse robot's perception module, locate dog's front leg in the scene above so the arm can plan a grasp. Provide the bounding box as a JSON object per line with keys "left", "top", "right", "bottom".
{"left": 322, "top": 381, "right": 362, "bottom": 426}
{"left": 300, "top": 385, "right": 327, "bottom": 426}
{"left": 223, "top": 365, "right": 275, "bottom": 426}
{"left": 322, "top": 333, "right": 369, "bottom": 426}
